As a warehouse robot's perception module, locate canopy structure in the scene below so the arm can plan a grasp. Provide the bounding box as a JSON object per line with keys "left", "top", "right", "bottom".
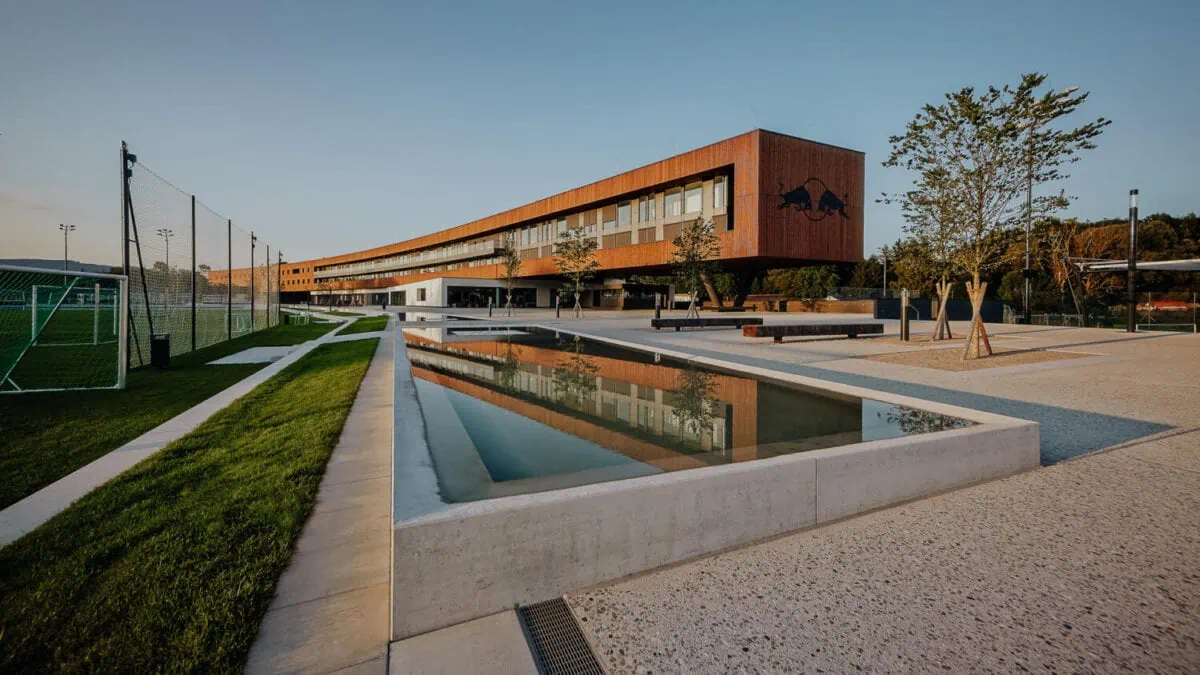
{"left": 1079, "top": 258, "right": 1200, "bottom": 273}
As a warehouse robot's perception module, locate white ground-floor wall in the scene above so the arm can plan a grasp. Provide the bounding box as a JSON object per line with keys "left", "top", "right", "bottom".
{"left": 310, "top": 277, "right": 571, "bottom": 309}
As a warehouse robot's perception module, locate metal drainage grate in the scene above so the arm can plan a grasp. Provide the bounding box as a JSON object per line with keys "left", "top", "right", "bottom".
{"left": 518, "top": 598, "right": 604, "bottom": 675}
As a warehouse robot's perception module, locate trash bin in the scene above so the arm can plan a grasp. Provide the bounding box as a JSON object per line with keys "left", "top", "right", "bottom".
{"left": 150, "top": 333, "right": 170, "bottom": 369}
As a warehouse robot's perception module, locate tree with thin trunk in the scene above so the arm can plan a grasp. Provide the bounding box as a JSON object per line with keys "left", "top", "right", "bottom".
{"left": 882, "top": 72, "right": 1109, "bottom": 358}
{"left": 500, "top": 231, "right": 522, "bottom": 317}
{"left": 1046, "top": 219, "right": 1124, "bottom": 326}
{"left": 671, "top": 217, "right": 721, "bottom": 319}
{"left": 554, "top": 221, "right": 599, "bottom": 318}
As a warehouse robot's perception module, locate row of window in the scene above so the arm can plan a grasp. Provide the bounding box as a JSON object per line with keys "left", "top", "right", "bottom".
{"left": 312, "top": 175, "right": 729, "bottom": 283}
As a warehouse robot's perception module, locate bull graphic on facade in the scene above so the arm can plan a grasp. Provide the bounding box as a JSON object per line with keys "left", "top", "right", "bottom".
{"left": 778, "top": 178, "right": 849, "bottom": 222}
{"left": 778, "top": 182, "right": 813, "bottom": 213}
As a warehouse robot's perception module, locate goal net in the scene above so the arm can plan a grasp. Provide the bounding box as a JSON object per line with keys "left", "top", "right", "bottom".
{"left": 0, "top": 265, "right": 128, "bottom": 392}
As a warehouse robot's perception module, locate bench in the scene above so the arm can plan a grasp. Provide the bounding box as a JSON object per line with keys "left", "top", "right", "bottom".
{"left": 651, "top": 317, "right": 764, "bottom": 331}
{"left": 743, "top": 322, "right": 884, "bottom": 342}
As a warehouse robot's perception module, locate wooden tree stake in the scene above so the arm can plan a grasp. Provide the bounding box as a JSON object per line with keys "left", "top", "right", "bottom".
{"left": 961, "top": 280, "right": 993, "bottom": 360}
{"left": 933, "top": 278, "right": 954, "bottom": 340}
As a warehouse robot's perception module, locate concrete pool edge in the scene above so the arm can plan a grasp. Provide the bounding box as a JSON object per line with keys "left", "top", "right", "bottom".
{"left": 390, "top": 324, "right": 1040, "bottom": 641}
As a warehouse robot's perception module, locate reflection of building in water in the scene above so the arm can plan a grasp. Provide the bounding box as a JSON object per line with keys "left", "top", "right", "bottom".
{"left": 403, "top": 333, "right": 866, "bottom": 469}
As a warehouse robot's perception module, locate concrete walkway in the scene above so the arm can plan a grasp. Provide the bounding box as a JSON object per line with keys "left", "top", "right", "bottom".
{"left": 0, "top": 319, "right": 352, "bottom": 549}
{"left": 246, "top": 326, "right": 395, "bottom": 674}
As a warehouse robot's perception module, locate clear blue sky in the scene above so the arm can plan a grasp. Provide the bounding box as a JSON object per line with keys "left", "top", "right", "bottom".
{"left": 2, "top": 0, "right": 1197, "bottom": 267}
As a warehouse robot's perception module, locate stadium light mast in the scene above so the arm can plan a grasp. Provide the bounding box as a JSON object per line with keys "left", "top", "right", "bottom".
{"left": 156, "top": 227, "right": 175, "bottom": 270}
{"left": 59, "top": 223, "right": 76, "bottom": 278}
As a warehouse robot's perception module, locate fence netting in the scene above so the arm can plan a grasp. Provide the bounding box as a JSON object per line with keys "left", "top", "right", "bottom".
{"left": 126, "top": 157, "right": 281, "bottom": 367}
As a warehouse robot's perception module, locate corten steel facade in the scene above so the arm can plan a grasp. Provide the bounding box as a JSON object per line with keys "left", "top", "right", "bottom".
{"left": 268, "top": 129, "right": 864, "bottom": 308}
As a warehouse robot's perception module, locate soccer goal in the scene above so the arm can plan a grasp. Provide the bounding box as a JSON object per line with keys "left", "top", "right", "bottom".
{"left": 1, "top": 265, "right": 128, "bottom": 393}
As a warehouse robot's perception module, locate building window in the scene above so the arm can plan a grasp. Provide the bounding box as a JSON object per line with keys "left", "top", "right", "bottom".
{"left": 520, "top": 228, "right": 528, "bottom": 246}
{"left": 665, "top": 189, "right": 682, "bottom": 217}
{"left": 684, "top": 183, "right": 702, "bottom": 213}
{"left": 557, "top": 218, "right": 567, "bottom": 237}
{"left": 602, "top": 204, "right": 617, "bottom": 231}
{"left": 714, "top": 176, "right": 726, "bottom": 209}
{"left": 648, "top": 194, "right": 656, "bottom": 220}
{"left": 617, "top": 201, "right": 631, "bottom": 227}
{"left": 638, "top": 198, "right": 648, "bottom": 223}
{"left": 418, "top": 288, "right": 426, "bottom": 302}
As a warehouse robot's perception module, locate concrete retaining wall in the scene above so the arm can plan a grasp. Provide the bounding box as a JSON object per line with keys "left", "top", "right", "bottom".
{"left": 391, "top": 325, "right": 1040, "bottom": 641}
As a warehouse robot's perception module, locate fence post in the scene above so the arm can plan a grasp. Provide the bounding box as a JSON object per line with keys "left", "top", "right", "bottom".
{"left": 277, "top": 251, "right": 282, "bottom": 326}
{"left": 227, "top": 219, "right": 232, "bottom": 341}
{"left": 191, "top": 194, "right": 197, "bottom": 351}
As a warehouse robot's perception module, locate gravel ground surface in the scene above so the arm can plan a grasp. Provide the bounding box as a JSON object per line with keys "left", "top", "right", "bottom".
{"left": 865, "top": 344, "right": 1089, "bottom": 371}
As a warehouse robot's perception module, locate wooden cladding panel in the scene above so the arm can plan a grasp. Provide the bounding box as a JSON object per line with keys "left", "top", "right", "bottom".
{"left": 757, "top": 131, "right": 864, "bottom": 263}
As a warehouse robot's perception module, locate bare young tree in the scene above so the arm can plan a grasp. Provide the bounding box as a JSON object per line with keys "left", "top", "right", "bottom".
{"left": 554, "top": 221, "right": 599, "bottom": 318}
{"left": 670, "top": 217, "right": 721, "bottom": 319}
{"left": 883, "top": 72, "right": 1109, "bottom": 357}
{"left": 500, "top": 231, "right": 522, "bottom": 317}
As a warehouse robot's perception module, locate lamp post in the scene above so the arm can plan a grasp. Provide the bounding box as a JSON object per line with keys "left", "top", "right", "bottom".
{"left": 880, "top": 248, "right": 888, "bottom": 296}
{"left": 1127, "top": 189, "right": 1138, "bottom": 333}
{"left": 1021, "top": 86, "right": 1078, "bottom": 324}
{"left": 58, "top": 223, "right": 76, "bottom": 282}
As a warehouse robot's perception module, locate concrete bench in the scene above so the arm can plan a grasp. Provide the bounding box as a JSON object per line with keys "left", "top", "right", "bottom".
{"left": 743, "top": 322, "right": 884, "bottom": 342}
{"left": 651, "top": 317, "right": 764, "bottom": 331}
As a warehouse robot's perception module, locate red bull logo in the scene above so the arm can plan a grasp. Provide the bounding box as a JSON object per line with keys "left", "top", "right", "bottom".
{"left": 778, "top": 178, "right": 849, "bottom": 221}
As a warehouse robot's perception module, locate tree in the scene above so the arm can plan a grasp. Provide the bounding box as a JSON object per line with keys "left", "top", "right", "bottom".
{"left": 500, "top": 231, "right": 522, "bottom": 316}
{"left": 849, "top": 255, "right": 884, "bottom": 290}
{"left": 882, "top": 72, "right": 1109, "bottom": 357}
{"left": 670, "top": 217, "right": 721, "bottom": 318}
{"left": 762, "top": 266, "right": 839, "bottom": 301}
{"left": 1046, "top": 219, "right": 1123, "bottom": 325}
{"left": 554, "top": 221, "right": 599, "bottom": 318}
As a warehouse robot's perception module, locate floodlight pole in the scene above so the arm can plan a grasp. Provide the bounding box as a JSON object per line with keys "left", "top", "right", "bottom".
{"left": 250, "top": 232, "right": 256, "bottom": 333}
{"left": 1127, "top": 189, "right": 1138, "bottom": 333}
{"left": 191, "top": 195, "right": 197, "bottom": 351}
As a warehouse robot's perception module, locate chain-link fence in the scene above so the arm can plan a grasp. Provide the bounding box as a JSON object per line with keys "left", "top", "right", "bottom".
{"left": 124, "top": 144, "right": 281, "bottom": 367}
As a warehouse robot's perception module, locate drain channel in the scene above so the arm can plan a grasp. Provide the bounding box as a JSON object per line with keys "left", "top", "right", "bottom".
{"left": 518, "top": 598, "right": 604, "bottom": 675}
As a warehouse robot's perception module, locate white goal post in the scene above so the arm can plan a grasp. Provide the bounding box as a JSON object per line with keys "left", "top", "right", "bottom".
{"left": 1, "top": 264, "right": 129, "bottom": 392}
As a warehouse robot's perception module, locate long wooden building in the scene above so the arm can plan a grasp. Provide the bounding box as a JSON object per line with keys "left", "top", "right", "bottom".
{"left": 269, "top": 129, "right": 864, "bottom": 308}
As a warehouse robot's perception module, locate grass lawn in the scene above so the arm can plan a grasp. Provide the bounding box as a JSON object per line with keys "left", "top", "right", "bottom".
{"left": 0, "top": 320, "right": 339, "bottom": 510}
{"left": 323, "top": 310, "right": 365, "bottom": 317}
{"left": 0, "top": 337, "right": 378, "bottom": 673}
{"left": 341, "top": 315, "right": 389, "bottom": 335}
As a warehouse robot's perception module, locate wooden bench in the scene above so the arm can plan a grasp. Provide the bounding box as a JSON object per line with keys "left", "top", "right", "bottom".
{"left": 651, "top": 317, "right": 764, "bottom": 331}
{"left": 743, "top": 323, "right": 884, "bottom": 342}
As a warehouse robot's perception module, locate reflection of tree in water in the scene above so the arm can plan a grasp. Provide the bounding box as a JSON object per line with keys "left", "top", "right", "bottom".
{"left": 552, "top": 336, "right": 599, "bottom": 412}
{"left": 880, "top": 406, "right": 971, "bottom": 435}
{"left": 670, "top": 367, "right": 718, "bottom": 438}
{"left": 493, "top": 337, "right": 520, "bottom": 392}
